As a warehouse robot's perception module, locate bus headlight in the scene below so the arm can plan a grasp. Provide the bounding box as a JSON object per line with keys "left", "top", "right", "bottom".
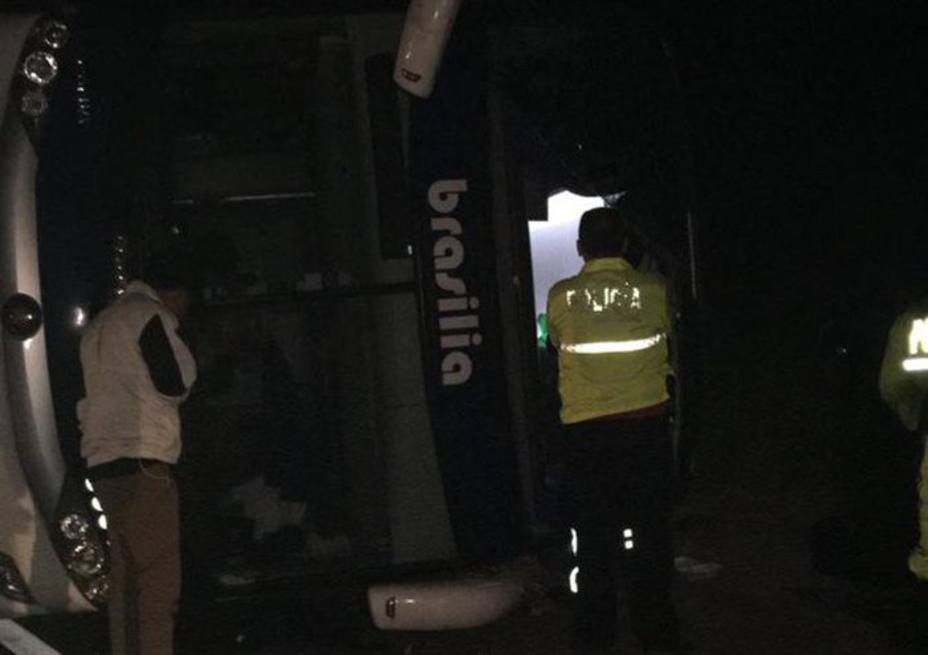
{"left": 60, "top": 513, "right": 91, "bottom": 541}
{"left": 0, "top": 552, "right": 36, "bottom": 604}
{"left": 65, "top": 541, "right": 105, "bottom": 577}
{"left": 83, "top": 576, "right": 110, "bottom": 603}
{"left": 53, "top": 475, "right": 110, "bottom": 607}
{"left": 22, "top": 51, "right": 58, "bottom": 86}
{"left": 40, "top": 20, "right": 69, "bottom": 50}
{"left": 20, "top": 89, "right": 49, "bottom": 118}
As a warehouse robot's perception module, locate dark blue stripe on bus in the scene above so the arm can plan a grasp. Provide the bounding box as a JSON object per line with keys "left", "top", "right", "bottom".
{"left": 409, "top": 18, "right": 521, "bottom": 563}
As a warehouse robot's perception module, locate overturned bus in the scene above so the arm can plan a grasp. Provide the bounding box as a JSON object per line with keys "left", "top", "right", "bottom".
{"left": 0, "top": 0, "right": 698, "bottom": 633}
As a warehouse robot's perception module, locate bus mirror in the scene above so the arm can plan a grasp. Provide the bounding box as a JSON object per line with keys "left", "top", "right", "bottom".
{"left": 393, "top": 0, "right": 463, "bottom": 98}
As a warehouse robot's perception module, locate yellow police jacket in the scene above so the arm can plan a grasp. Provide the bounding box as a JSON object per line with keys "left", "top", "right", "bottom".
{"left": 546, "top": 257, "right": 672, "bottom": 424}
{"left": 878, "top": 308, "right": 928, "bottom": 432}
{"left": 878, "top": 306, "right": 928, "bottom": 580}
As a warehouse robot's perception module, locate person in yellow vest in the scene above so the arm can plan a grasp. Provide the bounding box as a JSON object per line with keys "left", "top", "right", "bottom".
{"left": 547, "top": 207, "right": 684, "bottom": 654}
{"left": 878, "top": 304, "right": 928, "bottom": 581}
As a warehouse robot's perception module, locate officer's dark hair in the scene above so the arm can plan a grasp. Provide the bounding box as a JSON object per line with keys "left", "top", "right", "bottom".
{"left": 578, "top": 206, "right": 627, "bottom": 259}
{"left": 143, "top": 247, "right": 197, "bottom": 291}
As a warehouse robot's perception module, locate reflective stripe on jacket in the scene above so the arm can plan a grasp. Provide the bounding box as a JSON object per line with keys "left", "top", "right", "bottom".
{"left": 547, "top": 257, "right": 671, "bottom": 424}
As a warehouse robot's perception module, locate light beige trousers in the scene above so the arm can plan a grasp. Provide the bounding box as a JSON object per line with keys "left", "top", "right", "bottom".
{"left": 95, "top": 462, "right": 180, "bottom": 655}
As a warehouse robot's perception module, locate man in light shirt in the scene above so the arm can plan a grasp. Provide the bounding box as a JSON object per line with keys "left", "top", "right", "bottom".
{"left": 79, "top": 251, "right": 197, "bottom": 655}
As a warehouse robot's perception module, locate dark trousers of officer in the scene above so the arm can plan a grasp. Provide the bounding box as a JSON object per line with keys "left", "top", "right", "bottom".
{"left": 566, "top": 414, "right": 680, "bottom": 652}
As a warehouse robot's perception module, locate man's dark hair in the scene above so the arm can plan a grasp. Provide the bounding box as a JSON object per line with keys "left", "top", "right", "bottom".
{"left": 578, "top": 206, "right": 627, "bottom": 259}
{"left": 143, "top": 248, "right": 197, "bottom": 291}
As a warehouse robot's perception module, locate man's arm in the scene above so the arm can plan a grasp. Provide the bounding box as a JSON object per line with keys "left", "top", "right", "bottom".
{"left": 139, "top": 315, "right": 187, "bottom": 397}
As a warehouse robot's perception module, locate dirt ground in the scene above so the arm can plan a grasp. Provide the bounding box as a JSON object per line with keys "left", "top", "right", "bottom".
{"left": 364, "top": 479, "right": 923, "bottom": 655}
{"left": 423, "top": 476, "right": 926, "bottom": 655}
{"left": 8, "top": 477, "right": 925, "bottom": 655}
{"left": 668, "top": 482, "right": 904, "bottom": 655}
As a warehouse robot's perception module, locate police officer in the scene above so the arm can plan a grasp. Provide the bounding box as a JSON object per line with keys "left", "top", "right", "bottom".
{"left": 547, "top": 206, "right": 684, "bottom": 654}
{"left": 878, "top": 302, "right": 928, "bottom": 581}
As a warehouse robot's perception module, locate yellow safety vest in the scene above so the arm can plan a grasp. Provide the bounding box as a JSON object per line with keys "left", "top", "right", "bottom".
{"left": 878, "top": 307, "right": 928, "bottom": 580}
{"left": 879, "top": 310, "right": 928, "bottom": 431}
{"left": 547, "top": 257, "right": 672, "bottom": 425}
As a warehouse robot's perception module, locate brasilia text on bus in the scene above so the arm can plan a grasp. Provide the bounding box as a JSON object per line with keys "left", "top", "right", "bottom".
{"left": 429, "top": 179, "right": 482, "bottom": 386}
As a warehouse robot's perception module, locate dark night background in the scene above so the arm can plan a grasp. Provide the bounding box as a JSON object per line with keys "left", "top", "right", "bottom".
{"left": 666, "top": 0, "right": 926, "bottom": 503}
{"left": 649, "top": 3, "right": 928, "bottom": 649}
{"left": 656, "top": 0, "right": 928, "bottom": 592}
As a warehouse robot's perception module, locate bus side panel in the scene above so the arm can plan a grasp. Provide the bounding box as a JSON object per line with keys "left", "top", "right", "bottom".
{"left": 1, "top": 345, "right": 87, "bottom": 616}
{"left": 0, "top": 12, "right": 90, "bottom": 617}
{"left": 409, "top": 18, "right": 521, "bottom": 563}
{"left": 347, "top": 15, "right": 457, "bottom": 565}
